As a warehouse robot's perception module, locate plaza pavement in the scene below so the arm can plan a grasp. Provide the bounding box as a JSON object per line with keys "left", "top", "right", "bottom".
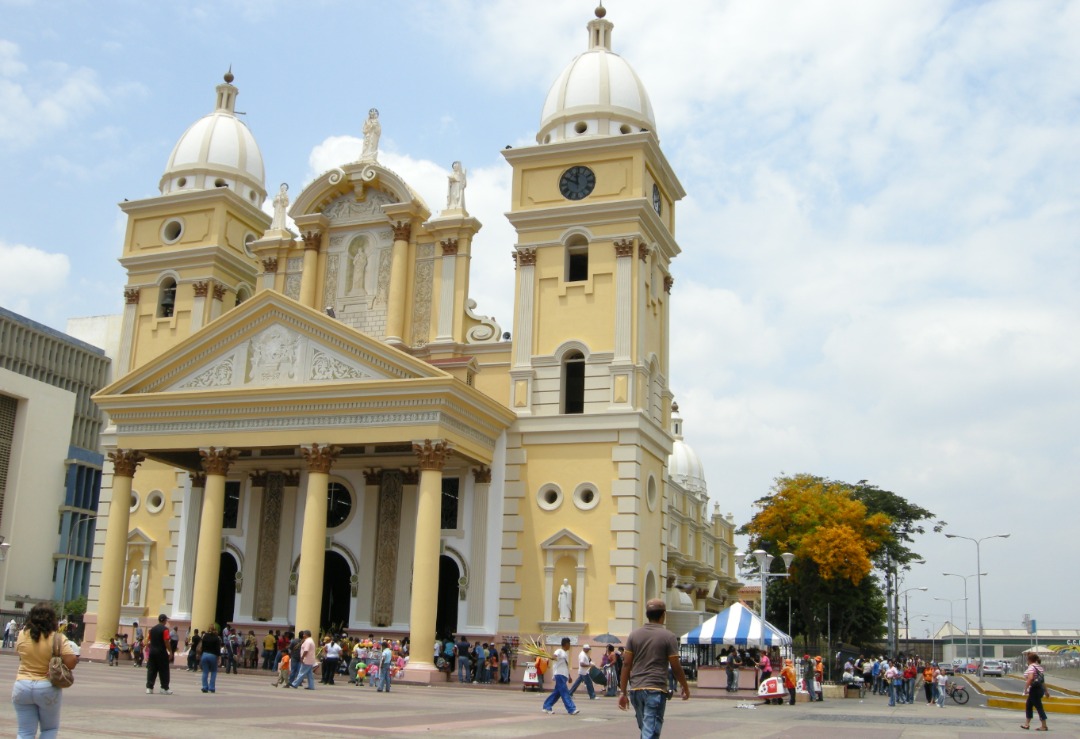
{"left": 1, "top": 655, "right": 1077, "bottom": 738}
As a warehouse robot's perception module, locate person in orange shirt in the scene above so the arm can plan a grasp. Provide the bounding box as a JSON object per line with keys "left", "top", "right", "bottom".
{"left": 922, "top": 662, "right": 936, "bottom": 704}
{"left": 814, "top": 656, "right": 824, "bottom": 701}
{"left": 781, "top": 659, "right": 798, "bottom": 706}
{"left": 273, "top": 653, "right": 291, "bottom": 687}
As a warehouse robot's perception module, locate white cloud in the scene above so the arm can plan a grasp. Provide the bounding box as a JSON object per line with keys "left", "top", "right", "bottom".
{"left": 0, "top": 40, "right": 107, "bottom": 145}
{"left": 0, "top": 241, "right": 70, "bottom": 308}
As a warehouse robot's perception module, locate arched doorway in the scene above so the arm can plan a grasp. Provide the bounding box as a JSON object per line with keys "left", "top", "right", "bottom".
{"left": 321, "top": 550, "right": 351, "bottom": 632}
{"left": 436, "top": 555, "right": 460, "bottom": 640}
{"left": 214, "top": 552, "right": 238, "bottom": 631}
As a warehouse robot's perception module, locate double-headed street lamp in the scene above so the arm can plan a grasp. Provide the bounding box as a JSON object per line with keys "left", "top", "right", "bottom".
{"left": 945, "top": 532, "right": 1010, "bottom": 680}
{"left": 736, "top": 549, "right": 794, "bottom": 645}
{"left": 942, "top": 571, "right": 983, "bottom": 665}
{"left": 899, "top": 587, "right": 927, "bottom": 656}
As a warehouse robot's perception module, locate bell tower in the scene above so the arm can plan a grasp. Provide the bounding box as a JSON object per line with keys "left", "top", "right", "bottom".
{"left": 115, "top": 71, "right": 270, "bottom": 376}
{"left": 499, "top": 7, "right": 687, "bottom": 636}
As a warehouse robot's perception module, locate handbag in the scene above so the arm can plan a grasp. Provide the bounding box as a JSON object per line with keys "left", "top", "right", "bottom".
{"left": 48, "top": 633, "right": 75, "bottom": 688}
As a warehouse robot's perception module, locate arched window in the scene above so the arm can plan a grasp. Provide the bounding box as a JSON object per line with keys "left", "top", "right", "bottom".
{"left": 158, "top": 277, "right": 177, "bottom": 318}
{"left": 566, "top": 234, "right": 588, "bottom": 282}
{"left": 563, "top": 351, "right": 585, "bottom": 414}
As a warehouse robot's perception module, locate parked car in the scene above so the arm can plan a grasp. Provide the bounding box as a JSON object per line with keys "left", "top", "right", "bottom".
{"left": 981, "top": 659, "right": 1005, "bottom": 677}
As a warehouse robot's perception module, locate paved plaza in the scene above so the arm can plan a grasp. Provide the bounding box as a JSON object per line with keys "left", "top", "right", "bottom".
{"left": 1, "top": 655, "right": 1078, "bottom": 737}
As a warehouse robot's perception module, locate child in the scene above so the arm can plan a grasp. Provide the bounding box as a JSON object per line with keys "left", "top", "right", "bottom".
{"left": 273, "top": 653, "right": 291, "bottom": 687}
{"left": 355, "top": 660, "right": 367, "bottom": 686}
{"left": 108, "top": 638, "right": 120, "bottom": 666}
{"left": 367, "top": 661, "right": 379, "bottom": 687}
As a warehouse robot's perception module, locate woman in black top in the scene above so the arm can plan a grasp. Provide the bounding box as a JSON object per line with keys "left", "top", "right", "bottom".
{"left": 198, "top": 626, "right": 222, "bottom": 694}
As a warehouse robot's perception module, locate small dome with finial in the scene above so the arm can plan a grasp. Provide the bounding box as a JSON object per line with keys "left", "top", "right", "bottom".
{"left": 595, "top": 4, "right": 606, "bottom": 18}
{"left": 159, "top": 71, "right": 266, "bottom": 205}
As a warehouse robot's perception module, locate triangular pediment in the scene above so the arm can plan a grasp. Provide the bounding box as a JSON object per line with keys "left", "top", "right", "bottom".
{"left": 100, "top": 290, "right": 448, "bottom": 397}
{"left": 540, "top": 528, "right": 591, "bottom": 551}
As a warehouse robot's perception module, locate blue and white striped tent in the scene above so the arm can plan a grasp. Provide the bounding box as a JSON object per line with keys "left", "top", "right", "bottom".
{"left": 680, "top": 602, "right": 792, "bottom": 646}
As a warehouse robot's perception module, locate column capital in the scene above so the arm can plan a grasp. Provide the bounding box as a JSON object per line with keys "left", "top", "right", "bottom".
{"left": 283, "top": 470, "right": 301, "bottom": 487}
{"left": 212, "top": 284, "right": 226, "bottom": 301}
{"left": 363, "top": 468, "right": 383, "bottom": 486}
{"left": 515, "top": 247, "right": 537, "bottom": 267}
{"left": 200, "top": 446, "right": 239, "bottom": 476}
{"left": 193, "top": 280, "right": 210, "bottom": 298}
{"left": 189, "top": 472, "right": 207, "bottom": 488}
{"left": 664, "top": 275, "right": 674, "bottom": 294}
{"left": 249, "top": 470, "right": 269, "bottom": 487}
{"left": 301, "top": 443, "right": 341, "bottom": 473}
{"left": 440, "top": 237, "right": 459, "bottom": 256}
{"left": 108, "top": 449, "right": 145, "bottom": 478}
{"left": 392, "top": 220, "right": 412, "bottom": 241}
{"left": 302, "top": 230, "right": 322, "bottom": 251}
{"left": 124, "top": 287, "right": 140, "bottom": 304}
{"left": 638, "top": 242, "right": 651, "bottom": 261}
{"left": 614, "top": 238, "right": 635, "bottom": 258}
{"left": 261, "top": 257, "right": 278, "bottom": 274}
{"left": 402, "top": 468, "right": 419, "bottom": 485}
{"left": 473, "top": 466, "right": 491, "bottom": 484}
{"left": 413, "top": 440, "right": 451, "bottom": 471}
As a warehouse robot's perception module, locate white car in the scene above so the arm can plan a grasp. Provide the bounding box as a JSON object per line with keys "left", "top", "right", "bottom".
{"left": 981, "top": 659, "right": 1005, "bottom": 677}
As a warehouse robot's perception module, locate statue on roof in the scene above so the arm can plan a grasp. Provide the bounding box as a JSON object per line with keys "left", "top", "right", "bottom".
{"left": 360, "top": 108, "right": 381, "bottom": 162}
{"left": 270, "top": 183, "right": 289, "bottom": 230}
{"left": 446, "top": 160, "right": 467, "bottom": 211}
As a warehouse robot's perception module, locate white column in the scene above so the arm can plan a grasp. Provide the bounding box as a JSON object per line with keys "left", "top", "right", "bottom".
{"left": 435, "top": 239, "right": 458, "bottom": 342}
{"left": 512, "top": 250, "right": 536, "bottom": 368}
{"left": 466, "top": 467, "right": 489, "bottom": 627}
{"left": 614, "top": 240, "right": 633, "bottom": 361}
{"left": 118, "top": 289, "right": 140, "bottom": 375}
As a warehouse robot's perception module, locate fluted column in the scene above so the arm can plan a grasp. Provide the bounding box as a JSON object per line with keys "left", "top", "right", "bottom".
{"left": 190, "top": 447, "right": 238, "bottom": 633}
{"left": 294, "top": 443, "right": 340, "bottom": 636}
{"left": 299, "top": 230, "right": 322, "bottom": 309}
{"left": 96, "top": 449, "right": 144, "bottom": 644}
{"left": 408, "top": 439, "right": 450, "bottom": 669}
{"left": 384, "top": 221, "right": 411, "bottom": 343}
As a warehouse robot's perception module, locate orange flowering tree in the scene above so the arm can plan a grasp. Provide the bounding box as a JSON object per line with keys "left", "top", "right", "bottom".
{"left": 739, "top": 474, "right": 924, "bottom": 649}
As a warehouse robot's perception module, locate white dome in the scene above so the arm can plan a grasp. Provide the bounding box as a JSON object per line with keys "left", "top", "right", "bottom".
{"left": 159, "top": 72, "right": 266, "bottom": 206}
{"left": 668, "top": 405, "right": 706, "bottom": 493}
{"left": 537, "top": 9, "right": 656, "bottom": 144}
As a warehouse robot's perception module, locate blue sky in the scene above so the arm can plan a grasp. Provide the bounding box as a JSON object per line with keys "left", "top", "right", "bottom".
{"left": 2, "top": 0, "right": 1078, "bottom": 633}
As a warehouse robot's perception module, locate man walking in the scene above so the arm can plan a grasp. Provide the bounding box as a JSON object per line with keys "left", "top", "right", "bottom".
{"left": 541, "top": 637, "right": 579, "bottom": 715}
{"left": 570, "top": 643, "right": 597, "bottom": 699}
{"left": 377, "top": 641, "right": 393, "bottom": 692}
{"left": 146, "top": 613, "right": 175, "bottom": 695}
{"left": 289, "top": 630, "right": 317, "bottom": 689}
{"left": 617, "top": 599, "right": 689, "bottom": 739}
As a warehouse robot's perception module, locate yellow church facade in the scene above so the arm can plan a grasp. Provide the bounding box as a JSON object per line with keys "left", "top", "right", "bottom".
{"left": 85, "top": 8, "right": 739, "bottom": 672}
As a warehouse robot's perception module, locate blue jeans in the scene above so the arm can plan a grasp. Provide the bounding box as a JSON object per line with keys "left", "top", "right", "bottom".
{"left": 291, "top": 663, "right": 315, "bottom": 689}
{"left": 889, "top": 681, "right": 903, "bottom": 705}
{"left": 500, "top": 661, "right": 510, "bottom": 683}
{"left": 570, "top": 671, "right": 595, "bottom": 699}
{"left": 935, "top": 683, "right": 945, "bottom": 707}
{"left": 378, "top": 662, "right": 392, "bottom": 691}
{"left": 542, "top": 674, "right": 577, "bottom": 713}
{"left": 201, "top": 653, "right": 218, "bottom": 692}
{"left": 457, "top": 656, "right": 470, "bottom": 682}
{"left": 630, "top": 689, "right": 669, "bottom": 739}
{"left": 12, "top": 679, "right": 62, "bottom": 739}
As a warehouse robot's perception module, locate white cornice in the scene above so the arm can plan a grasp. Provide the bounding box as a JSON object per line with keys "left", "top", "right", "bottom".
{"left": 120, "top": 187, "right": 271, "bottom": 226}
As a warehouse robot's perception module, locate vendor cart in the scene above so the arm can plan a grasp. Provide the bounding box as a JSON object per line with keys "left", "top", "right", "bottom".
{"left": 522, "top": 662, "right": 542, "bottom": 691}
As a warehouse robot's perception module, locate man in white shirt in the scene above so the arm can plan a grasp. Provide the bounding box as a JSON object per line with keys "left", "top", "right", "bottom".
{"left": 570, "top": 643, "right": 597, "bottom": 700}
{"left": 541, "top": 637, "right": 580, "bottom": 715}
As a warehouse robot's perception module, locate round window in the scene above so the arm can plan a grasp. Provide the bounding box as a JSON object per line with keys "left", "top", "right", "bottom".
{"left": 572, "top": 483, "right": 599, "bottom": 511}
{"left": 326, "top": 482, "right": 353, "bottom": 529}
{"left": 129, "top": 491, "right": 140, "bottom": 513}
{"left": 161, "top": 219, "right": 184, "bottom": 244}
{"left": 536, "top": 484, "right": 563, "bottom": 511}
{"left": 646, "top": 476, "right": 658, "bottom": 512}
{"left": 146, "top": 490, "right": 166, "bottom": 514}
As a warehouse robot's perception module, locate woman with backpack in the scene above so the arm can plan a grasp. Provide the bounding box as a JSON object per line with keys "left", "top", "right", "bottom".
{"left": 1021, "top": 652, "right": 1050, "bottom": 731}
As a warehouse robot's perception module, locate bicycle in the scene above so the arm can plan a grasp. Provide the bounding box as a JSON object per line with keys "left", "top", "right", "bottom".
{"left": 945, "top": 680, "right": 969, "bottom": 705}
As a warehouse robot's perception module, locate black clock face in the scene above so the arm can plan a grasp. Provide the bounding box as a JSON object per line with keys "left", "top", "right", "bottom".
{"left": 652, "top": 184, "right": 662, "bottom": 215}
{"left": 559, "top": 166, "right": 596, "bottom": 200}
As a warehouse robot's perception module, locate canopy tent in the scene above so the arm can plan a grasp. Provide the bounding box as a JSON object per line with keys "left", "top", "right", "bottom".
{"left": 680, "top": 602, "right": 792, "bottom": 646}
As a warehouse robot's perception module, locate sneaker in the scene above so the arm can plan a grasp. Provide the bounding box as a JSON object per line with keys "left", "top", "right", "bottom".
{"left": 146, "top": 688, "right": 153, "bottom": 694}
{"left": 570, "top": 710, "right": 581, "bottom": 715}
{"left": 161, "top": 689, "right": 173, "bottom": 695}
{"left": 542, "top": 708, "right": 552, "bottom": 714}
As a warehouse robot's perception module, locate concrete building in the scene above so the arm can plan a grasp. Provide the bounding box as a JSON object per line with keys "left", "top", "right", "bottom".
{"left": 83, "top": 7, "right": 740, "bottom": 672}
{"left": 0, "top": 306, "right": 110, "bottom": 615}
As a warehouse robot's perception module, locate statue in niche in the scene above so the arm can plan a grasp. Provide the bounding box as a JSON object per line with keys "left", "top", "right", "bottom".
{"left": 558, "top": 578, "right": 573, "bottom": 621}
{"left": 270, "top": 183, "right": 289, "bottom": 230}
{"left": 128, "top": 571, "right": 141, "bottom": 606}
{"left": 350, "top": 239, "right": 369, "bottom": 295}
{"left": 446, "top": 160, "right": 466, "bottom": 210}
{"left": 360, "top": 108, "right": 381, "bottom": 161}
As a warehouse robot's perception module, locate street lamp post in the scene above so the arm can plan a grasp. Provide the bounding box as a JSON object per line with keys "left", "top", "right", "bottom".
{"left": 942, "top": 572, "right": 982, "bottom": 667}
{"left": 736, "top": 550, "right": 794, "bottom": 647}
{"left": 945, "top": 533, "right": 1010, "bottom": 680}
{"left": 899, "top": 587, "right": 927, "bottom": 657}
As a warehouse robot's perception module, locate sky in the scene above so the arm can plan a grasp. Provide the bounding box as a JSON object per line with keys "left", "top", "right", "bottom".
{"left": 1, "top": 0, "right": 1078, "bottom": 635}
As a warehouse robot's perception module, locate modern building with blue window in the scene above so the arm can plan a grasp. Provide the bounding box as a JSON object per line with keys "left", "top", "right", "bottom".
{"left": 0, "top": 306, "right": 110, "bottom": 615}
